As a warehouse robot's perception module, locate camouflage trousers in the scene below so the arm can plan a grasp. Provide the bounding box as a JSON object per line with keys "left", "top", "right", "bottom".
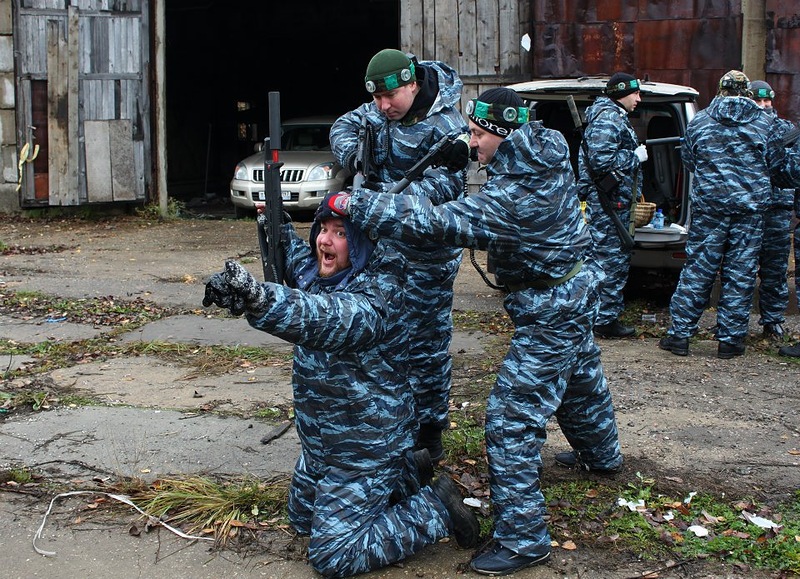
{"left": 585, "top": 203, "right": 632, "bottom": 325}
{"left": 757, "top": 207, "right": 792, "bottom": 325}
{"left": 485, "top": 260, "right": 622, "bottom": 557}
{"left": 403, "top": 253, "right": 462, "bottom": 430}
{"left": 668, "top": 212, "right": 763, "bottom": 342}
{"left": 287, "top": 449, "right": 448, "bottom": 578}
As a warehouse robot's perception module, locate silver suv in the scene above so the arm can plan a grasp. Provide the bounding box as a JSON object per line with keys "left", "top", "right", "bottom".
{"left": 505, "top": 76, "right": 699, "bottom": 271}
{"left": 229, "top": 116, "right": 351, "bottom": 218}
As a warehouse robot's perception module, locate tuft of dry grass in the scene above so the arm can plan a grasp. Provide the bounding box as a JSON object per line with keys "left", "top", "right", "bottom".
{"left": 132, "top": 475, "right": 291, "bottom": 546}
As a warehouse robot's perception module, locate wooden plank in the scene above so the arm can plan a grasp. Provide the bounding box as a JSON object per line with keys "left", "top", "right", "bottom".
{"left": 421, "top": 0, "right": 436, "bottom": 60}
{"left": 67, "top": 6, "right": 80, "bottom": 203}
{"left": 46, "top": 18, "right": 70, "bottom": 204}
{"left": 457, "top": 0, "right": 478, "bottom": 77}
{"left": 401, "top": 0, "right": 425, "bottom": 56}
{"left": 498, "top": 0, "right": 520, "bottom": 76}
{"left": 84, "top": 120, "right": 113, "bottom": 202}
{"left": 108, "top": 119, "right": 135, "bottom": 201}
{"left": 436, "top": 0, "right": 460, "bottom": 66}
{"left": 476, "top": 0, "right": 499, "bottom": 76}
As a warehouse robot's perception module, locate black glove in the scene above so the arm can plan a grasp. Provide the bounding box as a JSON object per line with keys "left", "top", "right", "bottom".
{"left": 436, "top": 134, "right": 471, "bottom": 171}
{"left": 202, "top": 261, "right": 270, "bottom": 316}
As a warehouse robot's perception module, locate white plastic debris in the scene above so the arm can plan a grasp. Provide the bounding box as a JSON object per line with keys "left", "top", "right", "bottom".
{"left": 742, "top": 511, "right": 780, "bottom": 529}
{"left": 520, "top": 33, "right": 531, "bottom": 51}
{"left": 617, "top": 497, "right": 646, "bottom": 511}
{"left": 687, "top": 525, "right": 709, "bottom": 537}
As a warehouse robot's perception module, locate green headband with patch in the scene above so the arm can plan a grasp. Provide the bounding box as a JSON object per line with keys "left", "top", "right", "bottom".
{"left": 751, "top": 87, "right": 775, "bottom": 99}
{"left": 365, "top": 61, "right": 416, "bottom": 94}
{"left": 465, "top": 99, "right": 529, "bottom": 125}
{"left": 608, "top": 79, "right": 640, "bottom": 94}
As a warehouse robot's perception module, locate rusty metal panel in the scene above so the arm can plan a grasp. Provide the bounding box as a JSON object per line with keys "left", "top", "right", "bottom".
{"left": 531, "top": 1, "right": 744, "bottom": 110}
{"left": 766, "top": 0, "right": 800, "bottom": 122}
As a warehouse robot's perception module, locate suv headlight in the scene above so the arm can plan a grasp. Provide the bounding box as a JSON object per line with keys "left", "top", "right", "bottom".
{"left": 233, "top": 163, "right": 249, "bottom": 181}
{"left": 307, "top": 162, "right": 336, "bottom": 182}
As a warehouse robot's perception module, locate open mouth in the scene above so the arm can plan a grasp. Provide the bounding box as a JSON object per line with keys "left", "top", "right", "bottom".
{"left": 321, "top": 250, "right": 336, "bottom": 265}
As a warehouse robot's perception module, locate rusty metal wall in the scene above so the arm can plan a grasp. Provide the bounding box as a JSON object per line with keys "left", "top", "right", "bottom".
{"left": 530, "top": 1, "right": 800, "bottom": 122}
{"left": 766, "top": 0, "right": 800, "bottom": 123}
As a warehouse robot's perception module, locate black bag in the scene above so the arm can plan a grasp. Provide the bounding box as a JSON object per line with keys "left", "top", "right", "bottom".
{"left": 594, "top": 171, "right": 621, "bottom": 196}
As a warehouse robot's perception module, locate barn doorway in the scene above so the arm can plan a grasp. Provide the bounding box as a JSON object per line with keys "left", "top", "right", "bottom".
{"left": 163, "top": 0, "right": 400, "bottom": 205}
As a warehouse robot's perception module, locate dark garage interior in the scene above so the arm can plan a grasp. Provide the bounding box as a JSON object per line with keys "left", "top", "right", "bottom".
{"left": 164, "top": 0, "right": 399, "bottom": 204}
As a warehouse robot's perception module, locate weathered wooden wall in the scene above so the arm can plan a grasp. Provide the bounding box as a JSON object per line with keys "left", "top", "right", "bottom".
{"left": 12, "top": 0, "right": 149, "bottom": 207}
{"left": 401, "top": 0, "right": 532, "bottom": 109}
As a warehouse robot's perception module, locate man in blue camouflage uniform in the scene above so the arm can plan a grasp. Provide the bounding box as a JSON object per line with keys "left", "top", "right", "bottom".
{"left": 748, "top": 80, "right": 797, "bottom": 343}
{"left": 329, "top": 49, "right": 468, "bottom": 464}
{"left": 780, "top": 188, "right": 800, "bottom": 357}
{"left": 323, "top": 87, "right": 623, "bottom": 576}
{"left": 201, "top": 204, "right": 478, "bottom": 578}
{"left": 578, "top": 72, "right": 649, "bottom": 339}
{"left": 659, "top": 70, "right": 786, "bottom": 359}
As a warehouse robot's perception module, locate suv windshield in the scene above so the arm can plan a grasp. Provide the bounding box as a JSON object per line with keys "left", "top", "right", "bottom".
{"left": 281, "top": 125, "right": 332, "bottom": 151}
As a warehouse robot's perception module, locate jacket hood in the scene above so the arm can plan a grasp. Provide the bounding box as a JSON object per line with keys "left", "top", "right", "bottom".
{"left": 489, "top": 120, "right": 571, "bottom": 178}
{"left": 405, "top": 60, "right": 463, "bottom": 123}
{"left": 298, "top": 217, "right": 375, "bottom": 291}
{"left": 707, "top": 95, "right": 764, "bottom": 126}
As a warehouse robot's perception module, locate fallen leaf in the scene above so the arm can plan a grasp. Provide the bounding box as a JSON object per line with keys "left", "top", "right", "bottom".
{"left": 561, "top": 540, "right": 577, "bottom": 550}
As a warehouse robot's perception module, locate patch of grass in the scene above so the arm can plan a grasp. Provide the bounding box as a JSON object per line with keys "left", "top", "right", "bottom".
{"left": 0, "top": 467, "right": 34, "bottom": 484}
{"left": 0, "top": 290, "right": 176, "bottom": 329}
{"left": 253, "top": 407, "right": 284, "bottom": 420}
{"left": 444, "top": 421, "right": 484, "bottom": 461}
{"left": 452, "top": 310, "right": 513, "bottom": 334}
{"left": 135, "top": 198, "right": 186, "bottom": 220}
{"left": 131, "top": 475, "right": 291, "bottom": 545}
{"left": 543, "top": 473, "right": 800, "bottom": 574}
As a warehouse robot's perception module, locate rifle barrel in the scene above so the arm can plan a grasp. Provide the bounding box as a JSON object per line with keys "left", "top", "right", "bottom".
{"left": 644, "top": 136, "right": 682, "bottom": 146}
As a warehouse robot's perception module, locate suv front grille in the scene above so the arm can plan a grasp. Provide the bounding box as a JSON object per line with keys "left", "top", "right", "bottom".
{"left": 252, "top": 169, "right": 304, "bottom": 183}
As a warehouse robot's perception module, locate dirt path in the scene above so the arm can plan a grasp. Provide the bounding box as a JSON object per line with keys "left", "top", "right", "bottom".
{"left": 2, "top": 214, "right": 799, "bottom": 578}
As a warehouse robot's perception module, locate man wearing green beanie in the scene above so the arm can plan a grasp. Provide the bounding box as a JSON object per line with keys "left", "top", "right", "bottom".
{"left": 330, "top": 49, "right": 468, "bottom": 466}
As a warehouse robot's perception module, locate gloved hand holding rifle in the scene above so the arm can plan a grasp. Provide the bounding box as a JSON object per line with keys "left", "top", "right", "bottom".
{"left": 323, "top": 131, "right": 471, "bottom": 215}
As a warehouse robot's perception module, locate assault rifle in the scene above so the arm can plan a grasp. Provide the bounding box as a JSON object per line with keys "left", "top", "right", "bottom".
{"left": 256, "top": 91, "right": 285, "bottom": 284}
{"left": 352, "top": 115, "right": 372, "bottom": 190}
{"left": 567, "top": 95, "right": 635, "bottom": 250}
{"left": 386, "top": 132, "right": 470, "bottom": 194}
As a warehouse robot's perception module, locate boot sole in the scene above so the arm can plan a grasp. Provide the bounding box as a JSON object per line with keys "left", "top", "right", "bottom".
{"left": 658, "top": 342, "right": 688, "bottom": 356}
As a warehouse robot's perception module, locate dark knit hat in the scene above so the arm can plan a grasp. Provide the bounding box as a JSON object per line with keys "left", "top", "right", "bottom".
{"left": 718, "top": 70, "right": 749, "bottom": 96}
{"left": 605, "top": 73, "right": 640, "bottom": 98}
{"left": 466, "top": 87, "right": 529, "bottom": 138}
{"left": 748, "top": 80, "right": 775, "bottom": 100}
{"left": 364, "top": 49, "right": 416, "bottom": 94}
